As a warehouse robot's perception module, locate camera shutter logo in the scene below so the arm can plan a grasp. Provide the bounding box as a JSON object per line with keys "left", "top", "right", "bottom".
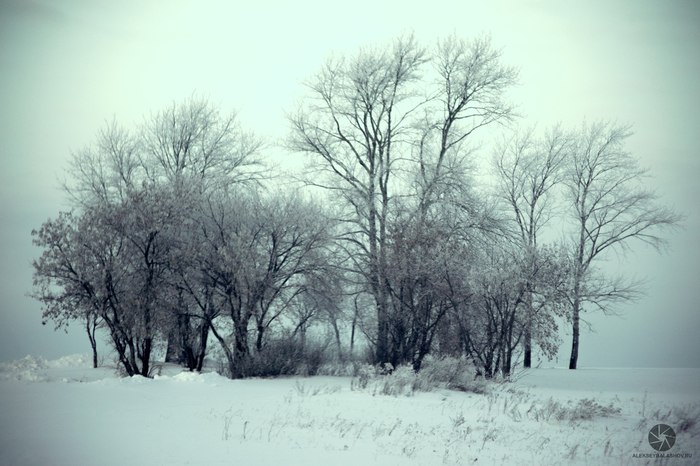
{"left": 648, "top": 424, "right": 676, "bottom": 452}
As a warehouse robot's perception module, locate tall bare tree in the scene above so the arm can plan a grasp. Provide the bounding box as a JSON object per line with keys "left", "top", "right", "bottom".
{"left": 290, "top": 35, "right": 427, "bottom": 364}
{"left": 140, "top": 98, "right": 265, "bottom": 366}
{"left": 290, "top": 34, "right": 516, "bottom": 365}
{"left": 564, "top": 121, "right": 681, "bottom": 369}
{"left": 494, "top": 126, "right": 571, "bottom": 367}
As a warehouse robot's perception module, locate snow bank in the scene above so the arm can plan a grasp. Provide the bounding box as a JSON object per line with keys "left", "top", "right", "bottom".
{"left": 154, "top": 369, "right": 226, "bottom": 385}
{"left": 0, "top": 353, "right": 107, "bottom": 383}
{"left": 46, "top": 353, "right": 91, "bottom": 369}
{"left": 0, "top": 355, "right": 49, "bottom": 382}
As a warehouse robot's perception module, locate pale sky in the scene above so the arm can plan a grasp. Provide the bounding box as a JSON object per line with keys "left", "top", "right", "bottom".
{"left": 1, "top": 0, "right": 698, "bottom": 367}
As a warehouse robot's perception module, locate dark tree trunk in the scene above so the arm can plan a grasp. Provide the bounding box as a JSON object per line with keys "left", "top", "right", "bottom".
{"left": 255, "top": 323, "right": 264, "bottom": 353}
{"left": 350, "top": 297, "right": 359, "bottom": 357}
{"left": 195, "top": 323, "right": 209, "bottom": 372}
{"left": 569, "top": 298, "right": 580, "bottom": 370}
{"left": 376, "top": 306, "right": 389, "bottom": 365}
{"left": 127, "top": 339, "right": 139, "bottom": 375}
{"left": 374, "top": 281, "right": 390, "bottom": 365}
{"left": 232, "top": 321, "right": 250, "bottom": 378}
{"left": 523, "top": 291, "right": 533, "bottom": 368}
{"left": 331, "top": 319, "right": 342, "bottom": 361}
{"left": 91, "top": 346, "right": 98, "bottom": 369}
{"left": 502, "top": 345, "right": 512, "bottom": 378}
{"left": 139, "top": 337, "right": 152, "bottom": 376}
{"left": 86, "top": 314, "right": 98, "bottom": 368}
{"left": 523, "top": 327, "right": 532, "bottom": 368}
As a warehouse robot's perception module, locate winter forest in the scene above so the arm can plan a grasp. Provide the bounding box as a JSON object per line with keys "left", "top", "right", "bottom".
{"left": 30, "top": 35, "right": 681, "bottom": 382}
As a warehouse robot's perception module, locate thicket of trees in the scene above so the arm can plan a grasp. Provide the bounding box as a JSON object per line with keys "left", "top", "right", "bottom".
{"left": 31, "top": 35, "right": 680, "bottom": 378}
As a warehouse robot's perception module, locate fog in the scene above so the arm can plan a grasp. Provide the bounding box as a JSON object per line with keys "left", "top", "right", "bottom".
{"left": 1, "top": 0, "right": 698, "bottom": 367}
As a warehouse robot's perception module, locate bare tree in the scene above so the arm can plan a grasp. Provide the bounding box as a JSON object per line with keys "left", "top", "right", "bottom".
{"left": 142, "top": 97, "right": 265, "bottom": 188}
{"left": 32, "top": 189, "right": 175, "bottom": 378}
{"left": 288, "top": 264, "right": 347, "bottom": 360}
{"left": 202, "top": 189, "right": 333, "bottom": 378}
{"left": 290, "top": 35, "right": 427, "bottom": 365}
{"left": 139, "top": 98, "right": 267, "bottom": 368}
{"left": 35, "top": 119, "right": 171, "bottom": 376}
{"left": 31, "top": 211, "right": 103, "bottom": 368}
{"left": 384, "top": 206, "right": 455, "bottom": 370}
{"left": 163, "top": 203, "right": 219, "bottom": 372}
{"left": 290, "top": 34, "right": 516, "bottom": 365}
{"left": 564, "top": 121, "right": 682, "bottom": 369}
{"left": 493, "top": 126, "right": 571, "bottom": 367}
{"left": 453, "top": 236, "right": 568, "bottom": 378}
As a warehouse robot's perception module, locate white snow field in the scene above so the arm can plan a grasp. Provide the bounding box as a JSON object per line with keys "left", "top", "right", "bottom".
{"left": 1, "top": 355, "right": 698, "bottom": 465}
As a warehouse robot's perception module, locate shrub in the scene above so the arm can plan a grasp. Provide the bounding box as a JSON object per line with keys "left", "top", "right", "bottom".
{"left": 350, "top": 364, "right": 377, "bottom": 390}
{"left": 246, "top": 338, "right": 331, "bottom": 377}
{"left": 350, "top": 355, "right": 487, "bottom": 396}
{"left": 377, "top": 365, "right": 416, "bottom": 396}
{"left": 415, "top": 355, "right": 487, "bottom": 394}
{"left": 568, "top": 398, "right": 621, "bottom": 420}
{"left": 527, "top": 397, "right": 621, "bottom": 422}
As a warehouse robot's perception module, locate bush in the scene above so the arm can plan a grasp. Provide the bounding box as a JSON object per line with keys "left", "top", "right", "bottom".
{"left": 378, "top": 365, "right": 416, "bottom": 396}
{"left": 246, "top": 338, "right": 330, "bottom": 377}
{"left": 350, "top": 355, "right": 487, "bottom": 396}
{"left": 568, "top": 398, "right": 621, "bottom": 420}
{"left": 415, "top": 355, "right": 488, "bottom": 394}
{"left": 247, "top": 339, "right": 302, "bottom": 377}
{"left": 349, "top": 364, "right": 376, "bottom": 390}
{"left": 526, "top": 397, "right": 621, "bottom": 422}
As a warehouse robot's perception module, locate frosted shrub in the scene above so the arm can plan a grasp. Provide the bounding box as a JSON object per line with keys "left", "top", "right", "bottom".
{"left": 350, "top": 363, "right": 416, "bottom": 394}
{"left": 351, "top": 364, "right": 377, "bottom": 390}
{"left": 248, "top": 339, "right": 330, "bottom": 377}
{"left": 527, "top": 397, "right": 621, "bottom": 422}
{"left": 379, "top": 362, "right": 394, "bottom": 375}
{"left": 378, "top": 365, "right": 416, "bottom": 396}
{"left": 415, "top": 355, "right": 487, "bottom": 394}
{"left": 350, "top": 355, "right": 489, "bottom": 396}
{"left": 569, "top": 398, "right": 621, "bottom": 420}
{"left": 350, "top": 355, "right": 488, "bottom": 396}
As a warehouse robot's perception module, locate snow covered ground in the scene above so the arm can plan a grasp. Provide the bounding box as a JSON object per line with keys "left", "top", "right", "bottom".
{"left": 1, "top": 355, "right": 698, "bottom": 465}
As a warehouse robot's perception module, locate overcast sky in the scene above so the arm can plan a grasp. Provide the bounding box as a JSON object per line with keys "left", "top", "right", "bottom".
{"left": 1, "top": 0, "right": 698, "bottom": 367}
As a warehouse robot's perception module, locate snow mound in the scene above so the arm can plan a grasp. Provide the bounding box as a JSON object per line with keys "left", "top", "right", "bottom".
{"left": 172, "top": 371, "right": 203, "bottom": 382}
{"left": 158, "top": 370, "right": 226, "bottom": 385}
{"left": 46, "top": 353, "right": 91, "bottom": 369}
{"left": 0, "top": 355, "right": 49, "bottom": 382}
{"left": 0, "top": 353, "right": 94, "bottom": 382}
